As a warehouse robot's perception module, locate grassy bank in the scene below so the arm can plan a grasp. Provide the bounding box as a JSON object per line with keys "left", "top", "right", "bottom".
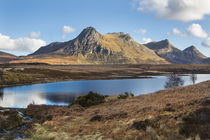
{"left": 1, "top": 64, "right": 210, "bottom": 88}
{"left": 19, "top": 80, "right": 210, "bottom": 140}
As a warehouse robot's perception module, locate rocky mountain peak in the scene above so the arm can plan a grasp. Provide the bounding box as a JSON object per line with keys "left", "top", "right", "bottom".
{"left": 72, "top": 27, "right": 101, "bottom": 50}
{"left": 108, "top": 32, "right": 133, "bottom": 42}
{"left": 119, "top": 33, "right": 133, "bottom": 42}
{"left": 164, "top": 39, "right": 169, "bottom": 42}
{"left": 81, "top": 27, "right": 97, "bottom": 34}
{"left": 183, "top": 46, "right": 207, "bottom": 59}
{"left": 184, "top": 46, "right": 197, "bottom": 51}
{"left": 77, "top": 27, "right": 100, "bottom": 40}
{"left": 159, "top": 39, "right": 170, "bottom": 46}
{"left": 144, "top": 39, "right": 173, "bottom": 51}
{"left": 144, "top": 39, "right": 208, "bottom": 64}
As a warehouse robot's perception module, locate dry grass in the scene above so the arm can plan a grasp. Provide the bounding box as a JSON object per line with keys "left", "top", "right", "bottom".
{"left": 25, "top": 80, "right": 210, "bottom": 140}
{"left": 1, "top": 63, "right": 210, "bottom": 87}
{"left": 99, "top": 33, "right": 168, "bottom": 63}
{"left": 10, "top": 55, "right": 88, "bottom": 65}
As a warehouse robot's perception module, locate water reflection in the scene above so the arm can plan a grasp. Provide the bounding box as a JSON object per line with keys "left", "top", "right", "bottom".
{"left": 0, "top": 90, "right": 3, "bottom": 100}
{"left": 190, "top": 74, "right": 197, "bottom": 84}
{"left": 0, "top": 92, "right": 46, "bottom": 108}
{"left": 0, "top": 74, "right": 210, "bottom": 108}
{"left": 45, "top": 93, "right": 84, "bottom": 104}
{"left": 164, "top": 74, "right": 184, "bottom": 89}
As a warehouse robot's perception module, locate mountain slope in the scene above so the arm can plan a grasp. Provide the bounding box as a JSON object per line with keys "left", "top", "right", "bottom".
{"left": 0, "top": 51, "right": 17, "bottom": 63}
{"left": 183, "top": 46, "right": 206, "bottom": 59}
{"left": 17, "top": 27, "right": 168, "bottom": 65}
{"left": 144, "top": 40, "right": 207, "bottom": 64}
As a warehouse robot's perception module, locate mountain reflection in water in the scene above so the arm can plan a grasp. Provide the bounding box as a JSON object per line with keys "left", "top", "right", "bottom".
{"left": 0, "top": 90, "right": 3, "bottom": 100}
{"left": 44, "top": 93, "right": 84, "bottom": 104}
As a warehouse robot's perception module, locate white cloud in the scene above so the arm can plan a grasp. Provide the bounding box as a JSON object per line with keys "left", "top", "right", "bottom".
{"left": 167, "top": 28, "right": 186, "bottom": 37}
{"left": 134, "top": 29, "right": 147, "bottom": 34}
{"left": 0, "top": 33, "right": 46, "bottom": 53}
{"left": 134, "top": 0, "right": 210, "bottom": 22}
{"left": 187, "top": 24, "right": 208, "bottom": 38}
{"left": 62, "top": 25, "right": 76, "bottom": 40}
{"left": 29, "top": 32, "right": 41, "bottom": 39}
{"left": 202, "top": 37, "right": 210, "bottom": 47}
{"left": 141, "top": 38, "right": 152, "bottom": 44}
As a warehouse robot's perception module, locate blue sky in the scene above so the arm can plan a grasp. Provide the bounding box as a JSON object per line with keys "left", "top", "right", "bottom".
{"left": 0, "top": 0, "right": 210, "bottom": 56}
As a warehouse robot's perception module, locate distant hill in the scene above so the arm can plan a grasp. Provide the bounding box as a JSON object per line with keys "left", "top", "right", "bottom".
{"left": 0, "top": 51, "right": 17, "bottom": 64}
{"left": 13, "top": 27, "right": 168, "bottom": 64}
{"left": 144, "top": 39, "right": 208, "bottom": 64}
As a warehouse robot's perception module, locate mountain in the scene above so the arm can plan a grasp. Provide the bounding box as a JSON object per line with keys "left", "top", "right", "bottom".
{"left": 183, "top": 46, "right": 206, "bottom": 59}
{"left": 14, "top": 27, "right": 168, "bottom": 64}
{"left": 144, "top": 40, "right": 207, "bottom": 64}
{"left": 0, "top": 51, "right": 17, "bottom": 64}
{"left": 8, "top": 27, "right": 210, "bottom": 65}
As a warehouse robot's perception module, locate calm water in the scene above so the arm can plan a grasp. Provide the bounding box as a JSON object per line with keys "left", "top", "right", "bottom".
{"left": 0, "top": 74, "right": 210, "bottom": 108}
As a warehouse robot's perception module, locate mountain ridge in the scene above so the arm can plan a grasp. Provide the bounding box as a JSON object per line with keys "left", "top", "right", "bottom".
{"left": 1, "top": 27, "right": 210, "bottom": 65}
{"left": 25, "top": 27, "right": 168, "bottom": 64}
{"left": 144, "top": 39, "right": 208, "bottom": 64}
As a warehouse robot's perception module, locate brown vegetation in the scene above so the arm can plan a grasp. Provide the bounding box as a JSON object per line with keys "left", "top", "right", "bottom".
{"left": 0, "top": 110, "right": 25, "bottom": 131}
{"left": 1, "top": 63, "right": 210, "bottom": 88}
{"left": 24, "top": 80, "right": 210, "bottom": 140}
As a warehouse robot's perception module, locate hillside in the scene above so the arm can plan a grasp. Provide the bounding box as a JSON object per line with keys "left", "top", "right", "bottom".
{"left": 144, "top": 40, "right": 208, "bottom": 64}
{"left": 0, "top": 51, "right": 17, "bottom": 64}
{"left": 11, "top": 27, "right": 168, "bottom": 65}
{"left": 14, "top": 80, "right": 209, "bottom": 140}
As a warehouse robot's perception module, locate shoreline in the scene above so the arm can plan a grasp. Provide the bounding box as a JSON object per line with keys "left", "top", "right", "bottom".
{"left": 1, "top": 80, "right": 209, "bottom": 139}
{"left": 0, "top": 76, "right": 154, "bottom": 89}
{"left": 1, "top": 63, "right": 210, "bottom": 89}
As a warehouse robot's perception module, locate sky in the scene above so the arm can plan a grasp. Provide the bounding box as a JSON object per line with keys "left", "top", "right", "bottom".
{"left": 0, "top": 0, "right": 210, "bottom": 56}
